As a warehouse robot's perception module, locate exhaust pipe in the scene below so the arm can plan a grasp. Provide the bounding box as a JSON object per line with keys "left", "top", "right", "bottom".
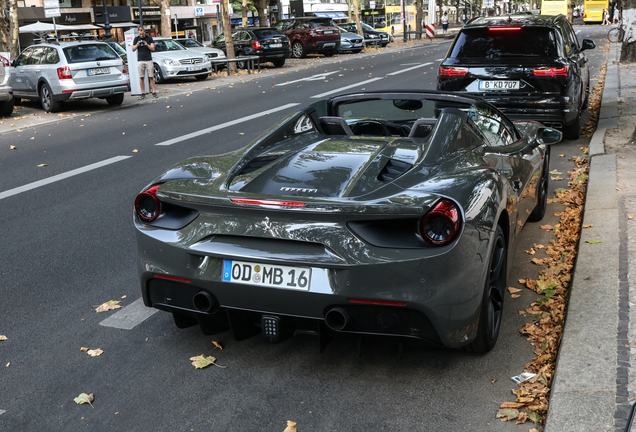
{"left": 193, "top": 291, "right": 217, "bottom": 313}
{"left": 325, "top": 307, "right": 350, "bottom": 331}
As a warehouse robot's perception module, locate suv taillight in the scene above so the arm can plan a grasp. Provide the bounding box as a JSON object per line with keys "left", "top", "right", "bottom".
{"left": 421, "top": 199, "right": 462, "bottom": 246}
{"left": 439, "top": 67, "right": 467, "bottom": 77}
{"left": 57, "top": 66, "right": 72, "bottom": 80}
{"left": 252, "top": 40, "right": 262, "bottom": 49}
{"left": 122, "top": 60, "right": 128, "bottom": 74}
{"left": 533, "top": 67, "right": 568, "bottom": 77}
{"left": 0, "top": 56, "right": 8, "bottom": 67}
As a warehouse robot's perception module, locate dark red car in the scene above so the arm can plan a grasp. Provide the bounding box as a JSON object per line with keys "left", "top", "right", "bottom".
{"left": 274, "top": 17, "right": 340, "bottom": 58}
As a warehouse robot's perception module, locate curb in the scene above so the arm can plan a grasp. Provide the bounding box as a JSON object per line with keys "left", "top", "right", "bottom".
{"left": 545, "top": 43, "right": 621, "bottom": 430}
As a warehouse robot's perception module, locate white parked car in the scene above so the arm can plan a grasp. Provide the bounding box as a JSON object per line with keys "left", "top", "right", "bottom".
{"left": 151, "top": 38, "right": 212, "bottom": 83}
{"left": 173, "top": 38, "right": 226, "bottom": 62}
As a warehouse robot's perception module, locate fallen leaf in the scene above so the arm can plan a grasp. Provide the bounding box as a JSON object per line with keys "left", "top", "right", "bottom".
{"left": 0, "top": 335, "right": 7, "bottom": 341}
{"left": 582, "top": 224, "right": 593, "bottom": 228}
{"left": 6, "top": 362, "right": 9, "bottom": 367}
{"left": 189, "top": 354, "right": 226, "bottom": 369}
{"left": 511, "top": 294, "right": 521, "bottom": 299}
{"left": 518, "top": 278, "right": 526, "bottom": 284}
{"left": 586, "top": 239, "right": 601, "bottom": 244}
{"left": 95, "top": 300, "right": 122, "bottom": 313}
{"left": 508, "top": 287, "right": 522, "bottom": 293}
{"left": 212, "top": 341, "right": 223, "bottom": 350}
{"left": 166, "top": 106, "right": 171, "bottom": 108}
{"left": 540, "top": 225, "right": 552, "bottom": 230}
{"left": 491, "top": 378, "right": 497, "bottom": 383}
{"left": 38, "top": 164, "right": 47, "bottom": 167}
{"left": 559, "top": 154, "right": 565, "bottom": 157}
{"left": 87, "top": 349, "right": 103, "bottom": 357}
{"left": 496, "top": 408, "right": 519, "bottom": 421}
{"left": 501, "top": 401, "right": 525, "bottom": 409}
{"left": 629, "top": 215, "right": 634, "bottom": 220}
{"left": 80, "top": 347, "right": 89, "bottom": 351}
{"left": 10, "top": 145, "right": 16, "bottom": 150}
{"left": 283, "top": 420, "right": 298, "bottom": 432}
{"left": 239, "top": 132, "right": 245, "bottom": 135}
{"left": 132, "top": 149, "right": 139, "bottom": 153}
{"left": 528, "top": 412, "right": 542, "bottom": 424}
{"left": 74, "top": 393, "right": 94, "bottom": 408}
{"left": 121, "top": 295, "right": 127, "bottom": 299}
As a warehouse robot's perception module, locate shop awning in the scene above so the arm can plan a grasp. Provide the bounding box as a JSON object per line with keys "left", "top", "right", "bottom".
{"left": 98, "top": 22, "right": 138, "bottom": 28}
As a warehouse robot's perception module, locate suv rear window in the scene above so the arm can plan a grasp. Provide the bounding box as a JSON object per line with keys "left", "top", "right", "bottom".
{"left": 63, "top": 44, "right": 118, "bottom": 64}
{"left": 309, "top": 18, "right": 336, "bottom": 28}
{"left": 253, "top": 29, "right": 283, "bottom": 38}
{"left": 449, "top": 27, "right": 558, "bottom": 59}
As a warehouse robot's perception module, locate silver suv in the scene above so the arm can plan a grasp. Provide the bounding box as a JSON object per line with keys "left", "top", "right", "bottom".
{"left": 10, "top": 38, "right": 130, "bottom": 112}
{"left": 0, "top": 55, "right": 14, "bottom": 117}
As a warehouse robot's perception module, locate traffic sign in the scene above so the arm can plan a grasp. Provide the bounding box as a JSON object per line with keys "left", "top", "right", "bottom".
{"left": 45, "top": 7, "right": 61, "bottom": 18}
{"left": 43, "top": 0, "right": 59, "bottom": 9}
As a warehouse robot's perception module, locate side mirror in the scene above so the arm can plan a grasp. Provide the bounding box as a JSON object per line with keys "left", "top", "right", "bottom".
{"left": 10, "top": 59, "right": 16, "bottom": 67}
{"left": 538, "top": 127, "right": 562, "bottom": 145}
{"left": 581, "top": 39, "right": 595, "bottom": 51}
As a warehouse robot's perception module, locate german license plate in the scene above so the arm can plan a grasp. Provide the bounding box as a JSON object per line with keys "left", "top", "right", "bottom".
{"left": 324, "top": 30, "right": 333, "bottom": 34}
{"left": 87, "top": 67, "right": 110, "bottom": 76}
{"left": 478, "top": 80, "right": 520, "bottom": 90}
{"left": 222, "top": 260, "right": 311, "bottom": 290}
{"left": 187, "top": 66, "right": 202, "bottom": 72}
{"left": 269, "top": 43, "right": 282, "bottom": 48}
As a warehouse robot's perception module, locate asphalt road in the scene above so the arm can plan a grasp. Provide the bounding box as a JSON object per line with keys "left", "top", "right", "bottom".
{"left": 0, "top": 25, "right": 610, "bottom": 431}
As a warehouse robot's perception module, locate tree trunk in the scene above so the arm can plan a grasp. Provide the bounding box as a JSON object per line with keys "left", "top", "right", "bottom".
{"left": 0, "top": 0, "right": 17, "bottom": 58}
{"left": 10, "top": 0, "right": 17, "bottom": 59}
{"left": 242, "top": 0, "right": 248, "bottom": 27}
{"left": 160, "top": 0, "right": 171, "bottom": 37}
{"left": 416, "top": 0, "right": 423, "bottom": 39}
{"left": 253, "top": 0, "right": 268, "bottom": 28}
{"left": 620, "top": 7, "right": 636, "bottom": 62}
{"left": 352, "top": 0, "right": 364, "bottom": 39}
{"left": 221, "top": 0, "right": 237, "bottom": 73}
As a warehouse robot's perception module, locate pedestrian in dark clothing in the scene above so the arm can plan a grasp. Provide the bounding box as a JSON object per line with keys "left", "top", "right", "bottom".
{"left": 132, "top": 26, "right": 157, "bottom": 99}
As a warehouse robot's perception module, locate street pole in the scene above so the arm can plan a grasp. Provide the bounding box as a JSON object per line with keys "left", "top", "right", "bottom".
{"left": 173, "top": 14, "right": 178, "bottom": 37}
{"left": 402, "top": 0, "right": 407, "bottom": 41}
{"left": 103, "top": 1, "right": 113, "bottom": 40}
{"left": 138, "top": 0, "right": 144, "bottom": 27}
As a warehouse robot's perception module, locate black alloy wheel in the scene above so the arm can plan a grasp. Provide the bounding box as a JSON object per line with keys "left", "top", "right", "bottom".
{"left": 528, "top": 153, "right": 550, "bottom": 222}
{"left": 466, "top": 225, "right": 507, "bottom": 353}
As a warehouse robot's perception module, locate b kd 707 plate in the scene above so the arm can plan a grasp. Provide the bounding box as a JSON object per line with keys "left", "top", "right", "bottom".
{"left": 478, "top": 80, "right": 520, "bottom": 90}
{"left": 222, "top": 260, "right": 311, "bottom": 290}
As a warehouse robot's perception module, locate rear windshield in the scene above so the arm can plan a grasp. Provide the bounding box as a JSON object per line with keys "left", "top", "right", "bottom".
{"left": 253, "top": 29, "right": 283, "bottom": 38}
{"left": 449, "top": 27, "right": 558, "bottom": 59}
{"left": 63, "top": 44, "right": 118, "bottom": 64}
{"left": 309, "top": 18, "right": 336, "bottom": 28}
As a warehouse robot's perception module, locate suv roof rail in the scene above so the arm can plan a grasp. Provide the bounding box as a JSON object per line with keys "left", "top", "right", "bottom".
{"left": 36, "top": 33, "right": 99, "bottom": 44}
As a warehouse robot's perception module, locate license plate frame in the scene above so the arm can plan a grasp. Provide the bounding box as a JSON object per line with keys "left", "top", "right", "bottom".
{"left": 222, "top": 260, "right": 311, "bottom": 291}
{"left": 186, "top": 66, "right": 202, "bottom": 72}
{"left": 478, "top": 80, "right": 520, "bottom": 91}
{"left": 269, "top": 43, "right": 283, "bottom": 48}
{"left": 87, "top": 67, "right": 110, "bottom": 76}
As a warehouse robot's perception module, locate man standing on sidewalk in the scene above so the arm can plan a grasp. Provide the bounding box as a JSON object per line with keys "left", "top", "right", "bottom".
{"left": 132, "top": 26, "right": 157, "bottom": 100}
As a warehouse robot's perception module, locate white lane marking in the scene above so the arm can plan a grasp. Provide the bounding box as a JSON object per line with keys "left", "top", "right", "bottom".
{"left": 386, "top": 62, "right": 433, "bottom": 76}
{"left": 310, "top": 77, "right": 384, "bottom": 99}
{"left": 435, "top": 58, "right": 445, "bottom": 61}
{"left": 400, "top": 62, "right": 421, "bottom": 66}
{"left": 0, "top": 156, "right": 132, "bottom": 201}
{"left": 275, "top": 71, "right": 340, "bottom": 86}
{"left": 99, "top": 298, "right": 159, "bottom": 330}
{"left": 0, "top": 409, "right": 5, "bottom": 415}
{"left": 155, "top": 103, "right": 300, "bottom": 146}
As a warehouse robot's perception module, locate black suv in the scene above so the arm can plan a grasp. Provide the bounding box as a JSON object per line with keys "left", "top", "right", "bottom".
{"left": 437, "top": 14, "right": 595, "bottom": 139}
{"left": 212, "top": 27, "right": 290, "bottom": 68}
{"left": 274, "top": 17, "right": 340, "bottom": 58}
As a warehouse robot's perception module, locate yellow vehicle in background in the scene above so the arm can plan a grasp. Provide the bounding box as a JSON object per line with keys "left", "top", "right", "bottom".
{"left": 541, "top": 0, "right": 575, "bottom": 22}
{"left": 583, "top": 0, "right": 608, "bottom": 23}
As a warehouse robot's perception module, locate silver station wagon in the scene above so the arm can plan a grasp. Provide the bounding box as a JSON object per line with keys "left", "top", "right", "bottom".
{"left": 10, "top": 38, "right": 130, "bottom": 112}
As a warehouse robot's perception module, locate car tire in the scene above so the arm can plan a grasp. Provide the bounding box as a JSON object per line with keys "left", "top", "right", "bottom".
{"left": 528, "top": 152, "right": 549, "bottom": 222}
{"left": 563, "top": 111, "right": 581, "bottom": 140}
{"left": 271, "top": 59, "right": 285, "bottom": 67}
{"left": 153, "top": 63, "right": 164, "bottom": 84}
{"left": 291, "top": 41, "right": 306, "bottom": 58}
{"left": 236, "top": 52, "right": 246, "bottom": 69}
{"left": 465, "top": 225, "right": 506, "bottom": 353}
{"left": 194, "top": 73, "right": 208, "bottom": 81}
{"left": 582, "top": 81, "right": 590, "bottom": 110}
{"left": 352, "top": 49, "right": 363, "bottom": 54}
{"left": 40, "top": 83, "right": 61, "bottom": 113}
{"left": 381, "top": 42, "right": 389, "bottom": 47}
{"left": 105, "top": 93, "right": 124, "bottom": 106}
{"left": 324, "top": 49, "right": 337, "bottom": 57}
{"left": 0, "top": 98, "right": 14, "bottom": 117}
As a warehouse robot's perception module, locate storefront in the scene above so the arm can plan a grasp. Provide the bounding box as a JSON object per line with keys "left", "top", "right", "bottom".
{"left": 170, "top": 5, "right": 219, "bottom": 43}
{"left": 133, "top": 7, "right": 161, "bottom": 37}
{"left": 18, "top": 8, "right": 99, "bottom": 49}
{"left": 93, "top": 6, "right": 136, "bottom": 42}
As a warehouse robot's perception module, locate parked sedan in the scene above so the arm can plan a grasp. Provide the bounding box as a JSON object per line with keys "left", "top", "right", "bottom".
{"left": 10, "top": 39, "right": 129, "bottom": 112}
{"left": 151, "top": 38, "right": 212, "bottom": 83}
{"left": 173, "top": 38, "right": 226, "bottom": 62}
{"left": 0, "top": 55, "right": 14, "bottom": 117}
{"left": 340, "top": 22, "right": 390, "bottom": 47}
{"left": 134, "top": 90, "right": 562, "bottom": 353}
{"left": 337, "top": 27, "right": 364, "bottom": 53}
{"left": 212, "top": 27, "right": 290, "bottom": 68}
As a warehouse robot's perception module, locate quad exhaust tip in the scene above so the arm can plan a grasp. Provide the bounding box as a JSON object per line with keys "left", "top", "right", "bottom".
{"left": 325, "top": 307, "right": 350, "bottom": 331}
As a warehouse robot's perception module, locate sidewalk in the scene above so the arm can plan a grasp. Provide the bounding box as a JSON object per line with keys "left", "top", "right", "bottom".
{"left": 545, "top": 42, "right": 636, "bottom": 430}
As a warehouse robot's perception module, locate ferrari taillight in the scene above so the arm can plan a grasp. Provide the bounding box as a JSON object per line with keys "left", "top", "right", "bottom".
{"left": 439, "top": 67, "right": 467, "bottom": 77}
{"left": 421, "top": 199, "right": 462, "bottom": 246}
{"left": 135, "top": 183, "right": 163, "bottom": 222}
{"left": 57, "top": 66, "right": 72, "bottom": 80}
{"left": 252, "top": 40, "right": 262, "bottom": 49}
{"left": 533, "top": 66, "right": 568, "bottom": 77}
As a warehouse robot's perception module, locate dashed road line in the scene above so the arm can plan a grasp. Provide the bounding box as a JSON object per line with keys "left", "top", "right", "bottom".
{"left": 386, "top": 62, "right": 434, "bottom": 76}
{"left": 155, "top": 103, "right": 301, "bottom": 146}
{"left": 0, "top": 409, "right": 5, "bottom": 415}
{"left": 0, "top": 156, "right": 132, "bottom": 200}
{"left": 99, "top": 297, "right": 159, "bottom": 330}
{"left": 275, "top": 71, "right": 340, "bottom": 86}
{"left": 310, "top": 77, "right": 385, "bottom": 98}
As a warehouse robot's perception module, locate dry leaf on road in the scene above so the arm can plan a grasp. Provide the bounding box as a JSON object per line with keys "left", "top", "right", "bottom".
{"left": 0, "top": 335, "right": 7, "bottom": 341}
{"left": 87, "top": 349, "right": 103, "bottom": 357}
{"left": 95, "top": 300, "right": 122, "bottom": 313}
{"left": 80, "top": 347, "right": 89, "bottom": 351}
{"left": 508, "top": 287, "right": 523, "bottom": 293}
{"left": 9, "top": 145, "right": 16, "bottom": 150}
{"left": 189, "top": 354, "right": 226, "bottom": 369}
{"left": 74, "top": 393, "right": 94, "bottom": 408}
{"left": 37, "top": 164, "right": 47, "bottom": 167}
{"left": 283, "top": 421, "right": 297, "bottom": 432}
{"left": 212, "top": 341, "right": 223, "bottom": 350}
